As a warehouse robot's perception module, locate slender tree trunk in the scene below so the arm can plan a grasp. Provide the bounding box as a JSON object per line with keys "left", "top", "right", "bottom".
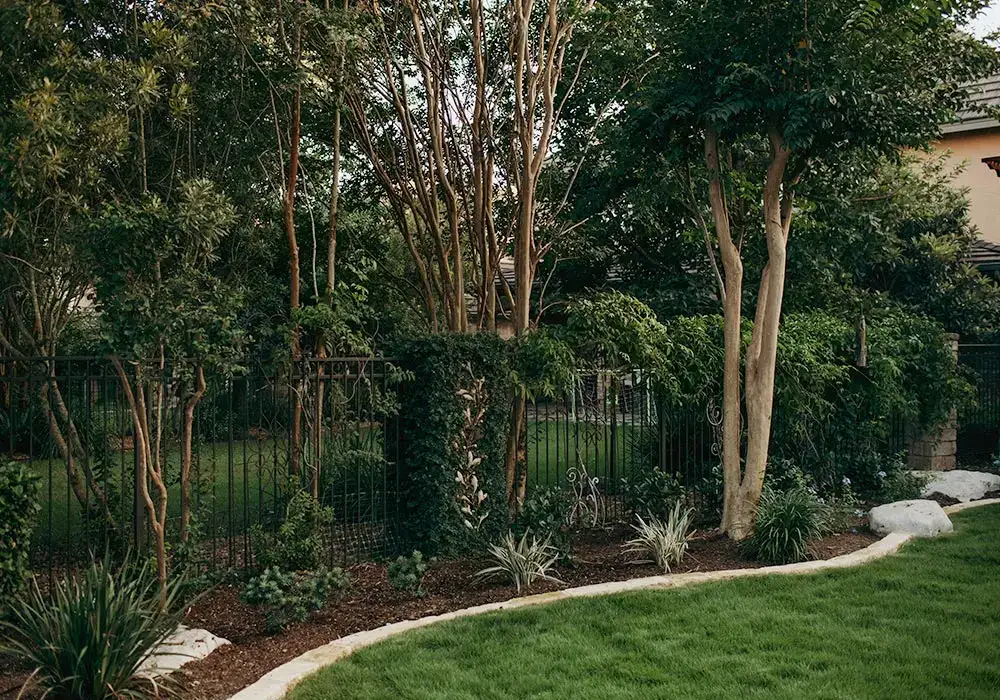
{"left": 286, "top": 30, "right": 304, "bottom": 477}
{"left": 180, "top": 365, "right": 206, "bottom": 543}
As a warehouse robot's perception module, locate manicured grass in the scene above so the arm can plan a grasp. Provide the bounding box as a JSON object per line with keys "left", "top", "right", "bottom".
{"left": 288, "top": 505, "right": 1000, "bottom": 700}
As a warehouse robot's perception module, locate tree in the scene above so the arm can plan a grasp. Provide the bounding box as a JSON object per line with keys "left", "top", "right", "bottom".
{"left": 625, "top": 0, "right": 997, "bottom": 538}
{"left": 90, "top": 181, "right": 243, "bottom": 602}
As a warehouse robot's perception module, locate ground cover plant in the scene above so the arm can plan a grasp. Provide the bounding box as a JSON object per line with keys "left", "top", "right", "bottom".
{"left": 287, "top": 505, "right": 1000, "bottom": 700}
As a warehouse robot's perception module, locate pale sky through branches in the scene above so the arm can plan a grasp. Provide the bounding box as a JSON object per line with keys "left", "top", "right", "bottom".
{"left": 968, "top": 2, "right": 1000, "bottom": 41}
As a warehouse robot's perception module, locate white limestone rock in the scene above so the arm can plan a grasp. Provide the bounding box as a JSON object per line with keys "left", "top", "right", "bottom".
{"left": 919, "top": 469, "right": 1000, "bottom": 503}
{"left": 138, "top": 625, "right": 230, "bottom": 678}
{"left": 869, "top": 499, "right": 953, "bottom": 538}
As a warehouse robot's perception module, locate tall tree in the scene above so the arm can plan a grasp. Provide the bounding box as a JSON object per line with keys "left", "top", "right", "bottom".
{"left": 626, "top": 0, "right": 997, "bottom": 538}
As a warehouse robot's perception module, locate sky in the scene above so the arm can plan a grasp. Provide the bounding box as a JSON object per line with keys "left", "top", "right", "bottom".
{"left": 969, "top": 2, "right": 1000, "bottom": 40}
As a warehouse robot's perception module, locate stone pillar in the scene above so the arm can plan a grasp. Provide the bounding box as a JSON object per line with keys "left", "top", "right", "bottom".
{"left": 906, "top": 333, "right": 959, "bottom": 472}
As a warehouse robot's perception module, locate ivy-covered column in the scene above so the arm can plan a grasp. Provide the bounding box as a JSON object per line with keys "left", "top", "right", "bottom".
{"left": 394, "top": 334, "right": 511, "bottom": 555}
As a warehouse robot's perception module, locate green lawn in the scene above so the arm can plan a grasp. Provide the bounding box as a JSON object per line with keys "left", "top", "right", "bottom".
{"left": 288, "top": 505, "right": 1000, "bottom": 700}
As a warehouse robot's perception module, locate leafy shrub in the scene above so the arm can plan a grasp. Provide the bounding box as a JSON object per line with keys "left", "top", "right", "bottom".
{"left": 823, "top": 484, "right": 865, "bottom": 533}
{"left": 252, "top": 490, "right": 333, "bottom": 572}
{"left": 395, "top": 333, "right": 510, "bottom": 555}
{"left": 513, "top": 486, "right": 572, "bottom": 556}
{"left": 741, "top": 487, "right": 830, "bottom": 564}
{"left": 387, "top": 551, "right": 428, "bottom": 596}
{"left": 621, "top": 467, "right": 685, "bottom": 521}
{"left": 837, "top": 452, "right": 924, "bottom": 504}
{"left": 623, "top": 502, "right": 695, "bottom": 573}
{"left": 0, "top": 460, "right": 40, "bottom": 609}
{"left": 0, "top": 553, "right": 183, "bottom": 700}
{"left": 475, "top": 531, "right": 562, "bottom": 594}
{"left": 242, "top": 565, "right": 349, "bottom": 634}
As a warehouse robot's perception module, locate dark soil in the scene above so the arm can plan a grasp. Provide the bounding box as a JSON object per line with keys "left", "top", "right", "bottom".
{"left": 926, "top": 492, "right": 961, "bottom": 507}
{"left": 174, "top": 526, "right": 877, "bottom": 700}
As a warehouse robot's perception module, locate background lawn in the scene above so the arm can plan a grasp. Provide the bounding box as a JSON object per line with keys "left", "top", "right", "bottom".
{"left": 31, "top": 419, "right": 671, "bottom": 552}
{"left": 288, "top": 505, "right": 1000, "bottom": 700}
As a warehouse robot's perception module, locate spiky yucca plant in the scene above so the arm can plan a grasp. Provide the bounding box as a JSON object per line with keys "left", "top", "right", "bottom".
{"left": 475, "top": 531, "right": 562, "bottom": 594}
{"left": 623, "top": 501, "right": 695, "bottom": 573}
{"left": 0, "top": 554, "right": 184, "bottom": 700}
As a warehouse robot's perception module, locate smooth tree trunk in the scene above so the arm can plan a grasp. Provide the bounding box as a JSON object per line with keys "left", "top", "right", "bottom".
{"left": 706, "top": 127, "right": 795, "bottom": 541}
{"left": 179, "top": 365, "right": 206, "bottom": 543}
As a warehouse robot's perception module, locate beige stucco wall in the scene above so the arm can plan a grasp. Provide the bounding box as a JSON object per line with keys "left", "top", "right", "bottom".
{"left": 930, "top": 128, "right": 1000, "bottom": 242}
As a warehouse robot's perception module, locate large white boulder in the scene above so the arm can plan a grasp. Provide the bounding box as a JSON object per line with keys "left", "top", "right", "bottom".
{"left": 138, "top": 625, "right": 230, "bottom": 678}
{"left": 869, "top": 499, "right": 953, "bottom": 538}
{"left": 919, "top": 469, "right": 1000, "bottom": 503}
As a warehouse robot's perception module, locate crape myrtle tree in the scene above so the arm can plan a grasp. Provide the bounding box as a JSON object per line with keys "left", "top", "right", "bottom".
{"left": 629, "top": 0, "right": 997, "bottom": 539}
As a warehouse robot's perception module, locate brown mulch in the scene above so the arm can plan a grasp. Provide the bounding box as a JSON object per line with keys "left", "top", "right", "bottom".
{"left": 174, "top": 526, "right": 877, "bottom": 700}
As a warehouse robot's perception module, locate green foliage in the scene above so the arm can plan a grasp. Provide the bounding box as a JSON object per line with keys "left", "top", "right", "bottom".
{"left": 387, "top": 551, "right": 429, "bottom": 597}
{"left": 320, "top": 447, "right": 388, "bottom": 523}
{"left": 621, "top": 468, "right": 686, "bottom": 522}
{"left": 0, "top": 461, "right": 40, "bottom": 610}
{"left": 741, "top": 487, "right": 830, "bottom": 564}
{"left": 252, "top": 490, "right": 333, "bottom": 572}
{"left": 475, "top": 532, "right": 563, "bottom": 595}
{"left": 395, "top": 333, "right": 511, "bottom": 556}
{"left": 514, "top": 486, "right": 573, "bottom": 556}
{"left": 0, "top": 553, "right": 184, "bottom": 700}
{"left": 510, "top": 329, "right": 577, "bottom": 400}
{"left": 242, "top": 565, "right": 349, "bottom": 634}
{"left": 623, "top": 503, "right": 695, "bottom": 573}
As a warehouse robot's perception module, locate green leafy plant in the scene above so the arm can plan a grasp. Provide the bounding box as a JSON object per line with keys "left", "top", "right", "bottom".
{"left": 242, "top": 565, "right": 349, "bottom": 634}
{"left": 623, "top": 502, "right": 695, "bottom": 573}
{"left": 621, "top": 468, "right": 685, "bottom": 522}
{"left": 0, "top": 460, "right": 40, "bottom": 610}
{"left": 741, "top": 487, "right": 831, "bottom": 564}
{"left": 514, "top": 486, "right": 572, "bottom": 556}
{"left": 252, "top": 490, "right": 333, "bottom": 572}
{"left": 475, "top": 532, "right": 562, "bottom": 595}
{"left": 387, "top": 551, "right": 429, "bottom": 596}
{"left": 0, "top": 553, "right": 183, "bottom": 700}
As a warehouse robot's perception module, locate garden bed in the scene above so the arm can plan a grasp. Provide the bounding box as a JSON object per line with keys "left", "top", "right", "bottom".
{"left": 173, "top": 526, "right": 876, "bottom": 700}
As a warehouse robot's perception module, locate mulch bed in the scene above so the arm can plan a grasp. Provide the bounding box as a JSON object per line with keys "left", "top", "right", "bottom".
{"left": 174, "top": 526, "right": 877, "bottom": 700}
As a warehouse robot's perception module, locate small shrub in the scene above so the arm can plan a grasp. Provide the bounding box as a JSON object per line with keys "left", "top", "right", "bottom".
{"left": 838, "top": 451, "right": 923, "bottom": 503}
{"left": 741, "top": 487, "right": 830, "bottom": 564}
{"left": 252, "top": 490, "right": 333, "bottom": 572}
{"left": 513, "top": 486, "right": 572, "bottom": 556}
{"left": 623, "top": 502, "right": 695, "bottom": 573}
{"left": 621, "top": 467, "right": 685, "bottom": 521}
{"left": 242, "top": 565, "right": 349, "bottom": 634}
{"left": 0, "top": 460, "right": 40, "bottom": 609}
{"left": 388, "top": 551, "right": 428, "bottom": 596}
{"left": 475, "top": 531, "right": 562, "bottom": 595}
{"left": 823, "top": 484, "right": 865, "bottom": 533}
{"left": 0, "top": 553, "right": 183, "bottom": 700}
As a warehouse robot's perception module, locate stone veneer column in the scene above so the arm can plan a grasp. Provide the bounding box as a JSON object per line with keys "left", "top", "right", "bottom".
{"left": 906, "top": 333, "right": 959, "bottom": 472}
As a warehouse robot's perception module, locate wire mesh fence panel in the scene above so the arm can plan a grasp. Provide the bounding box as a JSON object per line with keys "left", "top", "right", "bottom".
{"left": 0, "top": 356, "right": 403, "bottom": 576}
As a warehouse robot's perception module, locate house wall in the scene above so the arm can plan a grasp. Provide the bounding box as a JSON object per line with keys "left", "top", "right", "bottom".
{"left": 930, "top": 128, "right": 1000, "bottom": 242}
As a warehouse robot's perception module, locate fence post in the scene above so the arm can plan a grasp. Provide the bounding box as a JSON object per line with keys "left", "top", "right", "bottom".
{"left": 907, "top": 333, "right": 959, "bottom": 471}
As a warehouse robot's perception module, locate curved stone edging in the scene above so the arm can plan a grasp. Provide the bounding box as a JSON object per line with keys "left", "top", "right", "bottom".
{"left": 230, "top": 499, "right": 1000, "bottom": 700}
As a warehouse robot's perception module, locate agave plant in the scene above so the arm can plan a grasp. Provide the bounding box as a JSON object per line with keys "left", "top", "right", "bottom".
{"left": 475, "top": 531, "right": 562, "bottom": 594}
{"left": 0, "top": 553, "right": 184, "bottom": 700}
{"left": 623, "top": 501, "right": 695, "bottom": 573}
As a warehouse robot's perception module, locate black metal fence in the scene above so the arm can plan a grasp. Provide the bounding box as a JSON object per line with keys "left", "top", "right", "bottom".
{"left": 3, "top": 357, "right": 924, "bottom": 576}
{"left": 958, "top": 344, "right": 1000, "bottom": 464}
{"left": 0, "top": 356, "right": 401, "bottom": 580}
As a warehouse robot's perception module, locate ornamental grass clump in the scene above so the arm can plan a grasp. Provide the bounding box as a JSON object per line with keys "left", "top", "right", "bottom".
{"left": 0, "top": 553, "right": 184, "bottom": 700}
{"left": 475, "top": 531, "right": 562, "bottom": 594}
{"left": 623, "top": 501, "right": 695, "bottom": 573}
{"left": 741, "top": 487, "right": 830, "bottom": 564}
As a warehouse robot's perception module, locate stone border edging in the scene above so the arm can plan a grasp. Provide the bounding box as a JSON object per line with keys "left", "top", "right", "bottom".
{"left": 229, "top": 499, "right": 1000, "bottom": 700}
